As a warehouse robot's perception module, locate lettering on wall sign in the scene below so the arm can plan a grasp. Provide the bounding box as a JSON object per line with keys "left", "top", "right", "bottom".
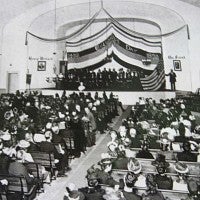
{"left": 168, "top": 55, "right": 185, "bottom": 59}
{"left": 29, "top": 56, "right": 53, "bottom": 61}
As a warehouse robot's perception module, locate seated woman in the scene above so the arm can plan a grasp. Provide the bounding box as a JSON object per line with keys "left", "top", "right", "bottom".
{"left": 155, "top": 163, "right": 173, "bottom": 190}
{"left": 174, "top": 123, "right": 189, "bottom": 143}
{"left": 79, "top": 177, "right": 105, "bottom": 200}
{"left": 177, "top": 141, "right": 197, "bottom": 162}
{"left": 127, "top": 158, "right": 146, "bottom": 188}
{"left": 143, "top": 174, "right": 165, "bottom": 200}
{"left": 64, "top": 183, "right": 85, "bottom": 200}
{"left": 186, "top": 180, "right": 200, "bottom": 200}
{"left": 8, "top": 149, "right": 37, "bottom": 186}
{"left": 173, "top": 162, "right": 189, "bottom": 192}
{"left": 136, "top": 140, "right": 154, "bottom": 159}
{"left": 122, "top": 172, "right": 142, "bottom": 200}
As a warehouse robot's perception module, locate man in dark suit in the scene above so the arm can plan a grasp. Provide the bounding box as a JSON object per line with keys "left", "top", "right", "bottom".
{"left": 0, "top": 140, "right": 10, "bottom": 175}
{"left": 8, "top": 150, "right": 35, "bottom": 185}
{"left": 166, "top": 69, "right": 177, "bottom": 91}
{"left": 39, "top": 131, "right": 69, "bottom": 176}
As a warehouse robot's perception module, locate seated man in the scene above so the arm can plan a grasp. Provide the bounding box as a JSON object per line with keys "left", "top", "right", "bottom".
{"left": 0, "top": 139, "right": 11, "bottom": 175}
{"left": 8, "top": 149, "right": 36, "bottom": 186}
{"left": 38, "top": 131, "right": 69, "bottom": 176}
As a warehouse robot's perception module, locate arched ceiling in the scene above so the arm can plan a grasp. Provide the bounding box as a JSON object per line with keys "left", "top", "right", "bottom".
{"left": 0, "top": 0, "right": 200, "bottom": 38}
{"left": 28, "top": 1, "right": 186, "bottom": 38}
{"left": 0, "top": 0, "right": 200, "bottom": 23}
{"left": 1, "top": 0, "right": 200, "bottom": 29}
{"left": 0, "top": 0, "right": 50, "bottom": 28}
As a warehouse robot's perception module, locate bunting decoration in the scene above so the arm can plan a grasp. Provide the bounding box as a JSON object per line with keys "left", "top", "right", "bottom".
{"left": 25, "top": 5, "right": 178, "bottom": 91}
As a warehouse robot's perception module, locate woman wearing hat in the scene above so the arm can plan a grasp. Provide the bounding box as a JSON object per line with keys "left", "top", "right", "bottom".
{"left": 122, "top": 171, "right": 142, "bottom": 200}
{"left": 186, "top": 180, "right": 200, "bottom": 200}
{"left": 64, "top": 183, "right": 85, "bottom": 200}
{"left": 154, "top": 163, "right": 173, "bottom": 190}
{"left": 173, "top": 161, "right": 189, "bottom": 191}
{"left": 143, "top": 174, "right": 165, "bottom": 200}
{"left": 80, "top": 167, "right": 106, "bottom": 200}
{"left": 127, "top": 158, "right": 147, "bottom": 188}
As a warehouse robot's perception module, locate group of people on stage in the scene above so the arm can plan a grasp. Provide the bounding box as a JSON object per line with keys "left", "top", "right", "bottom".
{"left": 64, "top": 97, "right": 200, "bottom": 200}
{"left": 52, "top": 67, "right": 177, "bottom": 91}
{"left": 0, "top": 90, "right": 123, "bottom": 199}
{"left": 56, "top": 68, "right": 144, "bottom": 91}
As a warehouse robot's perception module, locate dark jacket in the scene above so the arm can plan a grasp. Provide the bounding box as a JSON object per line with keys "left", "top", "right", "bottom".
{"left": 155, "top": 174, "right": 173, "bottom": 190}
{"left": 8, "top": 161, "right": 34, "bottom": 184}
{"left": 123, "top": 191, "right": 142, "bottom": 200}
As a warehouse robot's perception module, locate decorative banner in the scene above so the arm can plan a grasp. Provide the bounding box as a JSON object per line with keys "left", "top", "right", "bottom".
{"left": 67, "top": 34, "right": 161, "bottom": 63}
{"left": 26, "top": 74, "right": 32, "bottom": 85}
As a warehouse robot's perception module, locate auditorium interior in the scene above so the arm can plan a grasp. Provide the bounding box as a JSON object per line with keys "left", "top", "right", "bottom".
{"left": 0, "top": 0, "right": 200, "bottom": 200}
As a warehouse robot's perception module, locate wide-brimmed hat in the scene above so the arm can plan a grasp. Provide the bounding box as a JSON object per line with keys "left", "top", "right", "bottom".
{"left": 66, "top": 191, "right": 85, "bottom": 200}
{"left": 182, "top": 119, "right": 191, "bottom": 129}
{"left": 107, "top": 141, "right": 118, "bottom": 152}
{"left": 124, "top": 171, "right": 138, "bottom": 189}
{"left": 129, "top": 128, "right": 136, "bottom": 138}
{"left": 158, "top": 138, "right": 171, "bottom": 145}
{"left": 33, "top": 134, "right": 46, "bottom": 143}
{"left": 119, "top": 126, "right": 127, "bottom": 133}
{"left": 52, "top": 126, "right": 59, "bottom": 133}
{"left": 103, "top": 188, "right": 121, "bottom": 200}
{"left": 137, "top": 121, "right": 150, "bottom": 130}
{"left": 1, "top": 132, "right": 11, "bottom": 141}
{"left": 58, "top": 112, "right": 65, "bottom": 119}
{"left": 45, "top": 131, "right": 52, "bottom": 139}
{"left": 4, "top": 110, "right": 14, "bottom": 120}
{"left": 18, "top": 140, "right": 30, "bottom": 148}
{"left": 110, "top": 130, "right": 118, "bottom": 139}
{"left": 46, "top": 122, "right": 52, "bottom": 130}
{"left": 127, "top": 158, "right": 141, "bottom": 174}
{"left": 174, "top": 162, "right": 189, "bottom": 174}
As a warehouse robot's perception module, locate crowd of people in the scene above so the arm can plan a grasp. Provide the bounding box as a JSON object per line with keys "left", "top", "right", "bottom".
{"left": 64, "top": 97, "right": 200, "bottom": 200}
{"left": 54, "top": 68, "right": 144, "bottom": 91}
{"left": 0, "top": 90, "right": 124, "bottom": 199}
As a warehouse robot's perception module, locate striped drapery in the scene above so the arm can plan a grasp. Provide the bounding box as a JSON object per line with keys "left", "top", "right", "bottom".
{"left": 140, "top": 61, "right": 165, "bottom": 91}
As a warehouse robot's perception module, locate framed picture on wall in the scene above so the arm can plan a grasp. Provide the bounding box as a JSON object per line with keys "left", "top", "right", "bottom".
{"left": 173, "top": 60, "right": 181, "bottom": 71}
{"left": 37, "top": 61, "right": 46, "bottom": 71}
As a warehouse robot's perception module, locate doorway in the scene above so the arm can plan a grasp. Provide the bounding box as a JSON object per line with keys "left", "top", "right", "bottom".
{"left": 7, "top": 72, "right": 19, "bottom": 93}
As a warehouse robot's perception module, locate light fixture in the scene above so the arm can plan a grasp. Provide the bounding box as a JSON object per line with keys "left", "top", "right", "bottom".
{"left": 53, "top": 0, "right": 57, "bottom": 56}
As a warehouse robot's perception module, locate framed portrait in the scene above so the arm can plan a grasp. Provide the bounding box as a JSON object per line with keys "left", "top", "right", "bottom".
{"left": 37, "top": 61, "right": 46, "bottom": 71}
{"left": 173, "top": 60, "right": 181, "bottom": 71}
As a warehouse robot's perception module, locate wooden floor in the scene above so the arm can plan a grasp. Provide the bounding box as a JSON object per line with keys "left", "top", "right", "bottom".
{"left": 35, "top": 106, "right": 131, "bottom": 200}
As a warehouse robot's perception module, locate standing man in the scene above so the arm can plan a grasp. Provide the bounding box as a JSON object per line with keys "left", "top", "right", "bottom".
{"left": 166, "top": 69, "right": 176, "bottom": 91}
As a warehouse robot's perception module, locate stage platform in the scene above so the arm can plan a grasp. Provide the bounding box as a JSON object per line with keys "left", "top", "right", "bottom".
{"left": 41, "top": 90, "right": 176, "bottom": 105}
